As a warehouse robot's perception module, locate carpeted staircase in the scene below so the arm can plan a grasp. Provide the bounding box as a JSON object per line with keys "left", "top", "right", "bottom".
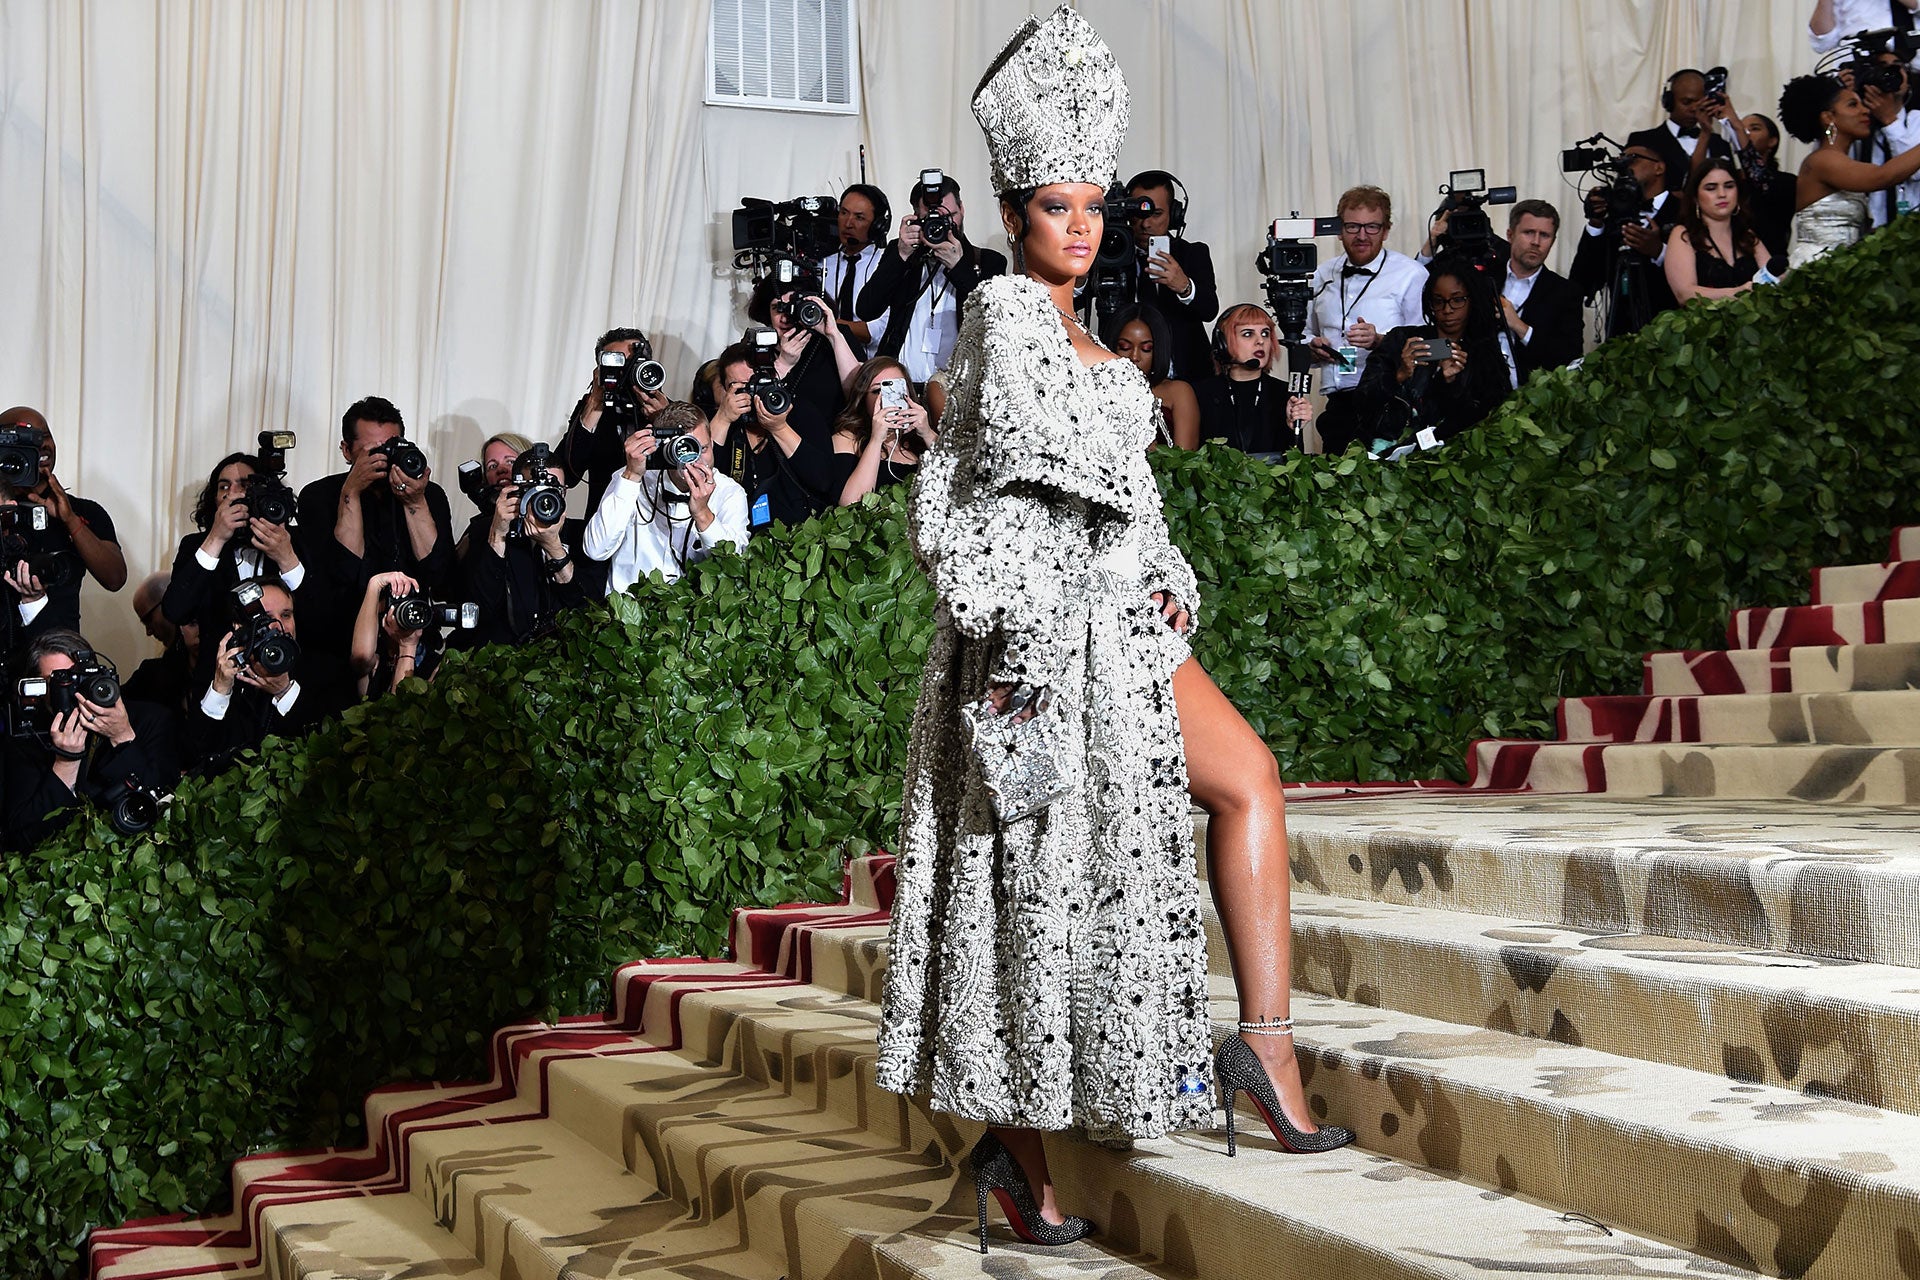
{"left": 87, "top": 531, "right": 1920, "bottom": 1279}
{"left": 1469, "top": 524, "right": 1920, "bottom": 802}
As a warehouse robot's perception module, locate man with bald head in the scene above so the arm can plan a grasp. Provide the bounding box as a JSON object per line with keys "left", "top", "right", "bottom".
{"left": 1626, "top": 69, "right": 1737, "bottom": 197}
{"left": 0, "top": 406, "right": 127, "bottom": 646}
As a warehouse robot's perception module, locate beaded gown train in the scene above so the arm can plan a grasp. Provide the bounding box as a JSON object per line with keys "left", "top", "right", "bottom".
{"left": 875, "top": 274, "right": 1216, "bottom": 1143}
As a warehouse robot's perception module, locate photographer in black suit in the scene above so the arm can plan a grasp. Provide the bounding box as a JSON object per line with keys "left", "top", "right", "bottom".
{"left": 1497, "top": 201, "right": 1584, "bottom": 380}
{"left": 855, "top": 171, "right": 1007, "bottom": 384}
{"left": 1122, "top": 170, "right": 1220, "bottom": 380}
{"left": 1569, "top": 144, "right": 1683, "bottom": 339}
{"left": 1628, "top": 69, "right": 1736, "bottom": 196}
{"left": 187, "top": 580, "right": 352, "bottom": 776}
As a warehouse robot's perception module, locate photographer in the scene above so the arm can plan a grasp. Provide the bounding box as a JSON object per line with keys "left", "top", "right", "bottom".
{"left": 1122, "top": 170, "right": 1220, "bottom": 379}
{"left": 822, "top": 184, "right": 893, "bottom": 356}
{"left": 1569, "top": 143, "right": 1681, "bottom": 338}
{"left": 833, "top": 358, "right": 938, "bottom": 504}
{"left": 188, "top": 581, "right": 348, "bottom": 775}
{"left": 1192, "top": 305, "right": 1311, "bottom": 455}
{"left": 745, "top": 269, "right": 862, "bottom": 434}
{"left": 0, "top": 406, "right": 127, "bottom": 641}
{"left": 1628, "top": 70, "right": 1738, "bottom": 197}
{"left": 707, "top": 340, "right": 846, "bottom": 527}
{"left": 583, "top": 402, "right": 748, "bottom": 592}
{"left": 1355, "top": 255, "right": 1517, "bottom": 454}
{"left": 1306, "top": 187, "right": 1430, "bottom": 455}
{"left": 4, "top": 629, "right": 179, "bottom": 850}
{"left": 1811, "top": 1, "right": 1920, "bottom": 62}
{"left": 856, "top": 172, "right": 1008, "bottom": 381}
{"left": 161, "top": 451, "right": 309, "bottom": 687}
{"left": 457, "top": 434, "right": 599, "bottom": 645}
{"left": 1498, "top": 201, "right": 1584, "bottom": 380}
{"left": 1852, "top": 50, "right": 1920, "bottom": 226}
{"left": 296, "top": 396, "right": 455, "bottom": 657}
{"left": 349, "top": 571, "right": 468, "bottom": 699}
{"left": 556, "top": 328, "right": 671, "bottom": 515}
{"left": 124, "top": 572, "right": 198, "bottom": 714}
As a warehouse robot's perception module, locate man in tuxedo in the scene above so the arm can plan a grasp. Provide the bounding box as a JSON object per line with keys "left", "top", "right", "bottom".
{"left": 1122, "top": 170, "right": 1220, "bottom": 380}
{"left": 1307, "top": 186, "right": 1430, "bottom": 454}
{"left": 1569, "top": 145, "right": 1682, "bottom": 339}
{"left": 1497, "top": 201, "right": 1584, "bottom": 379}
{"left": 1627, "top": 70, "right": 1736, "bottom": 196}
{"left": 820, "top": 184, "right": 892, "bottom": 357}
{"left": 187, "top": 580, "right": 352, "bottom": 775}
{"left": 855, "top": 173, "right": 1007, "bottom": 384}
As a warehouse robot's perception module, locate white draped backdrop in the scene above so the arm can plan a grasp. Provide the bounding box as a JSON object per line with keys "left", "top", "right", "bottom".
{"left": 1, "top": 0, "right": 1814, "bottom": 665}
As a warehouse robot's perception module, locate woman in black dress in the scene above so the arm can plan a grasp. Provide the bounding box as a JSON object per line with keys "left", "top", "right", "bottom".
{"left": 1665, "top": 158, "right": 1762, "bottom": 304}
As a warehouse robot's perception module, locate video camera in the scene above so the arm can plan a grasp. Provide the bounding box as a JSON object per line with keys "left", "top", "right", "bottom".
{"left": 230, "top": 579, "right": 299, "bottom": 677}
{"left": 1431, "top": 169, "right": 1516, "bottom": 266}
{"left": 15, "top": 653, "right": 121, "bottom": 729}
{"left": 1081, "top": 186, "right": 1155, "bottom": 324}
{"left": 1561, "top": 135, "right": 1646, "bottom": 232}
{"left": 1255, "top": 213, "right": 1342, "bottom": 348}
{"left": 0, "top": 426, "right": 47, "bottom": 490}
{"left": 243, "top": 430, "right": 299, "bottom": 525}
{"left": 596, "top": 338, "right": 668, "bottom": 436}
{"left": 370, "top": 437, "right": 429, "bottom": 481}
{"left": 740, "top": 326, "right": 793, "bottom": 420}
{"left": 1835, "top": 28, "right": 1920, "bottom": 99}
{"left": 732, "top": 194, "right": 840, "bottom": 278}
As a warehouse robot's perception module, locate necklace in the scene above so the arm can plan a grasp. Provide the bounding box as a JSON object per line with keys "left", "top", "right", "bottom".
{"left": 1055, "top": 305, "right": 1087, "bottom": 333}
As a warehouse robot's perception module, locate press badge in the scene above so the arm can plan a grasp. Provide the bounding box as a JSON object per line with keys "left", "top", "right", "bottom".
{"left": 1335, "top": 344, "right": 1360, "bottom": 374}
{"left": 750, "top": 492, "right": 772, "bottom": 528}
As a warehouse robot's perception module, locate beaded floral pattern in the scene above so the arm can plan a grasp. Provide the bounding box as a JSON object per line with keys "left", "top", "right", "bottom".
{"left": 876, "top": 276, "right": 1213, "bottom": 1142}
{"left": 972, "top": 5, "right": 1130, "bottom": 193}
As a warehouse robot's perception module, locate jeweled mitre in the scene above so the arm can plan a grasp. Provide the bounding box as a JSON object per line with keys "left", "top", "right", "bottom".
{"left": 972, "top": 4, "right": 1130, "bottom": 192}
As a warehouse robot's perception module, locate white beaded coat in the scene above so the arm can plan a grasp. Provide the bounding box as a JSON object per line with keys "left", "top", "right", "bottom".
{"left": 875, "top": 273, "right": 1215, "bottom": 1141}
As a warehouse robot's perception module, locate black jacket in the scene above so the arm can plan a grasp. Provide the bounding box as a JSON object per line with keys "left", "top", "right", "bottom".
{"left": 1567, "top": 195, "right": 1683, "bottom": 339}
{"left": 159, "top": 528, "right": 326, "bottom": 689}
{"left": 1625, "top": 123, "right": 1734, "bottom": 202}
{"left": 1354, "top": 324, "right": 1514, "bottom": 448}
{"left": 184, "top": 652, "right": 353, "bottom": 776}
{"left": 1510, "top": 266, "right": 1585, "bottom": 380}
{"left": 1192, "top": 375, "right": 1300, "bottom": 455}
{"left": 1134, "top": 237, "right": 1220, "bottom": 380}
{"left": 295, "top": 474, "right": 456, "bottom": 656}
{"left": 3, "top": 494, "right": 116, "bottom": 648}
{"left": 4, "top": 700, "right": 181, "bottom": 850}
{"left": 855, "top": 238, "right": 1008, "bottom": 362}
{"left": 455, "top": 513, "right": 600, "bottom": 647}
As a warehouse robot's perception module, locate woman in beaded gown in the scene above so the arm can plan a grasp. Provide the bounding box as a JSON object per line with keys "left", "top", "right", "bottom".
{"left": 1778, "top": 72, "right": 1920, "bottom": 269}
{"left": 874, "top": 6, "right": 1352, "bottom": 1254}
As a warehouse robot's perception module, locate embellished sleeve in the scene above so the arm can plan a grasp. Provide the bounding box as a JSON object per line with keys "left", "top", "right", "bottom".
{"left": 1132, "top": 455, "right": 1201, "bottom": 639}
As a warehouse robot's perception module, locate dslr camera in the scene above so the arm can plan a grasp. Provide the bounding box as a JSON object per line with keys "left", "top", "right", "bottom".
{"left": 385, "top": 587, "right": 479, "bottom": 635}
{"left": 1085, "top": 186, "right": 1155, "bottom": 322}
{"left": 740, "top": 327, "right": 793, "bottom": 419}
{"left": 769, "top": 257, "right": 830, "bottom": 332}
{"left": 0, "top": 425, "right": 47, "bottom": 489}
{"left": 243, "top": 430, "right": 299, "bottom": 525}
{"left": 16, "top": 653, "right": 121, "bottom": 726}
{"left": 597, "top": 338, "right": 668, "bottom": 435}
{"left": 914, "top": 168, "right": 957, "bottom": 244}
{"left": 1431, "top": 169, "right": 1516, "bottom": 266}
{"left": 101, "top": 775, "right": 164, "bottom": 836}
{"left": 230, "top": 580, "right": 299, "bottom": 677}
{"left": 0, "top": 499, "right": 78, "bottom": 591}
{"left": 513, "top": 443, "right": 567, "bottom": 527}
{"left": 1840, "top": 30, "right": 1920, "bottom": 99}
{"left": 369, "top": 437, "right": 429, "bottom": 480}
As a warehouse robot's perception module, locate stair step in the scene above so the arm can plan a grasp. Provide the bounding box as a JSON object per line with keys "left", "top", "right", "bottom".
{"left": 1269, "top": 892, "right": 1920, "bottom": 1115}
{"left": 1281, "top": 792, "right": 1920, "bottom": 966}
{"left": 1811, "top": 559, "right": 1920, "bottom": 604}
{"left": 1728, "top": 596, "right": 1920, "bottom": 649}
{"left": 1893, "top": 525, "right": 1920, "bottom": 561}
{"left": 1643, "top": 641, "right": 1920, "bottom": 694}
{"left": 1465, "top": 739, "right": 1920, "bottom": 804}
{"left": 1557, "top": 689, "right": 1920, "bottom": 745}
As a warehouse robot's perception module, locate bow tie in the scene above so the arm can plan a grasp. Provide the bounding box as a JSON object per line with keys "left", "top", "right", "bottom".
{"left": 1676, "top": 125, "right": 1701, "bottom": 139}
{"left": 1342, "top": 264, "right": 1376, "bottom": 279}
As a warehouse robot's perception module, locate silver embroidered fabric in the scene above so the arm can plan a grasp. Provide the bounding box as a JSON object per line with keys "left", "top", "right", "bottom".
{"left": 972, "top": 4, "right": 1130, "bottom": 193}
{"left": 876, "top": 275, "right": 1212, "bottom": 1141}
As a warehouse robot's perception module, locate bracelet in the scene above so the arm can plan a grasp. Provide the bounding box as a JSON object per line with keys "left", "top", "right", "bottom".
{"left": 50, "top": 744, "right": 87, "bottom": 761}
{"left": 543, "top": 551, "right": 572, "bottom": 572}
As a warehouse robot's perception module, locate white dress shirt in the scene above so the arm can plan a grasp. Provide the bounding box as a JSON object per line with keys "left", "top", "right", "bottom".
{"left": 1666, "top": 117, "right": 1700, "bottom": 159}
{"left": 1308, "top": 248, "right": 1429, "bottom": 393}
{"left": 583, "top": 467, "right": 751, "bottom": 594}
{"left": 898, "top": 265, "right": 962, "bottom": 384}
{"left": 201, "top": 679, "right": 302, "bottom": 720}
{"left": 821, "top": 242, "right": 890, "bottom": 351}
{"left": 194, "top": 542, "right": 306, "bottom": 591}
{"left": 1503, "top": 263, "right": 1541, "bottom": 346}
{"left": 1812, "top": 1, "right": 1919, "bottom": 57}
{"left": 1868, "top": 108, "right": 1920, "bottom": 225}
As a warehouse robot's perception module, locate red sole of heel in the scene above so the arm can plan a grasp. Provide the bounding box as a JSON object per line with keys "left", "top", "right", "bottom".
{"left": 1245, "top": 1093, "right": 1311, "bottom": 1154}
{"left": 987, "top": 1186, "right": 1062, "bottom": 1244}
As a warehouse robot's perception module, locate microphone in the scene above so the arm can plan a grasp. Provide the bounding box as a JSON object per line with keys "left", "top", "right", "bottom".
{"left": 1752, "top": 257, "right": 1786, "bottom": 286}
{"left": 1231, "top": 358, "right": 1263, "bottom": 371}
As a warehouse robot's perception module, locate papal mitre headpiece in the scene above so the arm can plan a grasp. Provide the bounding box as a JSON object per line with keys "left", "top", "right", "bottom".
{"left": 972, "top": 5, "right": 1130, "bottom": 193}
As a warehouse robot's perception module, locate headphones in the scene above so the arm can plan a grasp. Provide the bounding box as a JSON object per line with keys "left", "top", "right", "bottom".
{"left": 1661, "top": 68, "right": 1703, "bottom": 114}
{"left": 1127, "top": 169, "right": 1189, "bottom": 235}
{"left": 1210, "top": 317, "right": 1229, "bottom": 367}
{"left": 842, "top": 183, "right": 892, "bottom": 244}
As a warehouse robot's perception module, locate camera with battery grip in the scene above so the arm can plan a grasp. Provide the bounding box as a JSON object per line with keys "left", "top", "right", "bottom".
{"left": 512, "top": 443, "right": 568, "bottom": 527}
{"left": 739, "top": 326, "right": 794, "bottom": 423}
{"left": 384, "top": 586, "right": 479, "bottom": 636}
{"left": 596, "top": 337, "right": 669, "bottom": 437}
{"left": 14, "top": 654, "right": 121, "bottom": 729}
{"left": 242, "top": 430, "right": 299, "bottom": 525}
{"left": 768, "top": 257, "right": 831, "bottom": 332}
{"left": 229, "top": 580, "right": 299, "bottom": 677}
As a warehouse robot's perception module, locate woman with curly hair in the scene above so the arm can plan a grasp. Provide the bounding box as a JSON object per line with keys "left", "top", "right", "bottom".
{"left": 1779, "top": 72, "right": 1920, "bottom": 266}
{"left": 1666, "top": 159, "right": 1765, "bottom": 303}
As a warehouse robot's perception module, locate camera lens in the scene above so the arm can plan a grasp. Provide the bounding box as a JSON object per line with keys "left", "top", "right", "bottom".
{"left": 393, "top": 596, "right": 431, "bottom": 632}
{"left": 632, "top": 359, "right": 666, "bottom": 392}
{"left": 251, "top": 630, "right": 298, "bottom": 677}
{"left": 523, "top": 486, "right": 566, "bottom": 526}
{"left": 752, "top": 378, "right": 792, "bottom": 417}
{"left": 83, "top": 672, "right": 120, "bottom": 707}
{"left": 663, "top": 434, "right": 703, "bottom": 468}
{"left": 110, "top": 788, "right": 159, "bottom": 836}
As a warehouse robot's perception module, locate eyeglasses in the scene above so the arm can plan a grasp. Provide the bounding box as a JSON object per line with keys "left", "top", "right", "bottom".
{"left": 1431, "top": 295, "right": 1470, "bottom": 311}
{"left": 1341, "top": 221, "right": 1386, "bottom": 235}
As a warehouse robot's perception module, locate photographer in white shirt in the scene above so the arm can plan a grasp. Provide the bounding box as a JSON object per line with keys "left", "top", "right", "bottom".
{"left": 582, "top": 402, "right": 751, "bottom": 593}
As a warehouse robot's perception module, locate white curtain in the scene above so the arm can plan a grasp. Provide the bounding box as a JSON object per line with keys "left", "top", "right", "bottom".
{"left": 0, "top": 0, "right": 1812, "bottom": 665}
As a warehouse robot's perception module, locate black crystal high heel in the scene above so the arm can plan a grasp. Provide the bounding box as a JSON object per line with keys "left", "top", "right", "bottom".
{"left": 1216, "top": 1019, "right": 1356, "bottom": 1156}
{"left": 968, "top": 1131, "right": 1096, "bottom": 1254}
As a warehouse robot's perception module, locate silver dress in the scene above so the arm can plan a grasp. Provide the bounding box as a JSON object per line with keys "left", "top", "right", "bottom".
{"left": 1786, "top": 189, "right": 1870, "bottom": 270}
{"left": 875, "top": 275, "right": 1215, "bottom": 1142}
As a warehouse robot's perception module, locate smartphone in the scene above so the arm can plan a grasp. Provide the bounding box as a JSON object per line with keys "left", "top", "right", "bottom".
{"left": 1148, "top": 233, "right": 1172, "bottom": 259}
{"left": 878, "top": 378, "right": 908, "bottom": 411}
{"left": 1417, "top": 337, "right": 1455, "bottom": 365}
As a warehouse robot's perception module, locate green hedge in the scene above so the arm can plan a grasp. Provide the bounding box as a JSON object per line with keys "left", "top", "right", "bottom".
{"left": 4, "top": 217, "right": 1918, "bottom": 1277}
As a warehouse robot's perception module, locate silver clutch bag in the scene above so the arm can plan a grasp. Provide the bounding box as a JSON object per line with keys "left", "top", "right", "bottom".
{"left": 961, "top": 686, "right": 1071, "bottom": 824}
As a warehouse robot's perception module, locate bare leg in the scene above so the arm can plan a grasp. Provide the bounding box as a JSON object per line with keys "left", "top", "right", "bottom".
{"left": 1173, "top": 656, "right": 1320, "bottom": 1132}
{"left": 987, "top": 1125, "right": 1066, "bottom": 1224}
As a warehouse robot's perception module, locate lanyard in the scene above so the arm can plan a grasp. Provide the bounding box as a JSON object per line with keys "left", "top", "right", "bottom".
{"left": 1338, "top": 263, "right": 1380, "bottom": 327}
